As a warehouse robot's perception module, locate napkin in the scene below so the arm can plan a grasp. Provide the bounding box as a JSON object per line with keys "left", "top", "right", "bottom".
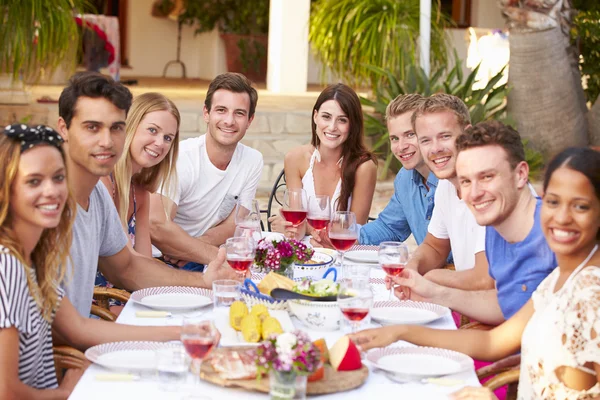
{"left": 135, "top": 311, "right": 172, "bottom": 318}
{"left": 95, "top": 373, "right": 140, "bottom": 381}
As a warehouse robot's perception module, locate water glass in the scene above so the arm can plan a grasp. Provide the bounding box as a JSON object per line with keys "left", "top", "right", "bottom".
{"left": 212, "top": 279, "right": 241, "bottom": 309}
{"left": 342, "top": 264, "right": 371, "bottom": 284}
{"left": 156, "top": 347, "right": 189, "bottom": 391}
{"left": 234, "top": 199, "right": 262, "bottom": 240}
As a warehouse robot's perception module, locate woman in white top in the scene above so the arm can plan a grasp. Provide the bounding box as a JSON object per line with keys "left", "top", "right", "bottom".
{"left": 0, "top": 125, "right": 182, "bottom": 398}
{"left": 348, "top": 146, "right": 600, "bottom": 400}
{"left": 269, "top": 83, "right": 377, "bottom": 239}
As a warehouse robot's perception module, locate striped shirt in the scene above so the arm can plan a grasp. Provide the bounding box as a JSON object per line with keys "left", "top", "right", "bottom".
{"left": 0, "top": 247, "right": 62, "bottom": 388}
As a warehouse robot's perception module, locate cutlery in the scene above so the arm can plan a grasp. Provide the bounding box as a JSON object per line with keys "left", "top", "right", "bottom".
{"left": 374, "top": 369, "right": 464, "bottom": 386}
{"left": 270, "top": 288, "right": 337, "bottom": 302}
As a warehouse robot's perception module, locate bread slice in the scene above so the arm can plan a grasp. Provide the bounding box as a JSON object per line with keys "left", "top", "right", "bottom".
{"left": 257, "top": 271, "right": 295, "bottom": 295}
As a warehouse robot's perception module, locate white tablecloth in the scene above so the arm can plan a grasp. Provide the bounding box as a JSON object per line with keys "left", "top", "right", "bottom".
{"left": 70, "top": 268, "right": 480, "bottom": 399}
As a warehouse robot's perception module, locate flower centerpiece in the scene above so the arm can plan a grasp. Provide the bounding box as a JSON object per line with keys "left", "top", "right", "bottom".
{"left": 254, "top": 237, "right": 314, "bottom": 278}
{"left": 254, "top": 331, "right": 321, "bottom": 400}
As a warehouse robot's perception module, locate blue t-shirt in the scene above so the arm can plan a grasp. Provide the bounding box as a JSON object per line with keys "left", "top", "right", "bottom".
{"left": 486, "top": 198, "right": 557, "bottom": 319}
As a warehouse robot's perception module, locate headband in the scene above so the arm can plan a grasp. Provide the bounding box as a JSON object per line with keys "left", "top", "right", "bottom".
{"left": 2, "top": 124, "right": 64, "bottom": 152}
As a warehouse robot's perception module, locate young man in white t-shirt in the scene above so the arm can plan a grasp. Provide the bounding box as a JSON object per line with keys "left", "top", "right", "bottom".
{"left": 149, "top": 73, "right": 264, "bottom": 269}
{"left": 395, "top": 94, "right": 494, "bottom": 291}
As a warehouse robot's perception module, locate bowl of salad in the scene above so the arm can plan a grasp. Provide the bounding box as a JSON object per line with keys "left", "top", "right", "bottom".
{"left": 288, "top": 271, "right": 342, "bottom": 331}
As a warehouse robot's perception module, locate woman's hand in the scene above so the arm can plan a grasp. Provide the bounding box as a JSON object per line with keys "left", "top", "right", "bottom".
{"left": 450, "top": 386, "right": 498, "bottom": 399}
{"left": 59, "top": 365, "right": 88, "bottom": 397}
{"left": 268, "top": 211, "right": 299, "bottom": 238}
{"left": 348, "top": 326, "right": 403, "bottom": 352}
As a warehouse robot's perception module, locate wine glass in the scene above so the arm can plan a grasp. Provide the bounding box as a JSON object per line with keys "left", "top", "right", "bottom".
{"left": 379, "top": 241, "right": 410, "bottom": 300}
{"left": 281, "top": 188, "right": 308, "bottom": 234}
{"left": 225, "top": 237, "right": 255, "bottom": 277}
{"left": 328, "top": 211, "right": 358, "bottom": 268}
{"left": 234, "top": 199, "right": 262, "bottom": 241}
{"left": 181, "top": 319, "right": 218, "bottom": 399}
{"left": 307, "top": 195, "right": 331, "bottom": 235}
{"left": 337, "top": 279, "right": 374, "bottom": 333}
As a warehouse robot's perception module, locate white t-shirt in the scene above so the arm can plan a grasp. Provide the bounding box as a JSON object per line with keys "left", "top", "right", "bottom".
{"left": 164, "top": 134, "right": 263, "bottom": 238}
{"left": 427, "top": 179, "right": 485, "bottom": 271}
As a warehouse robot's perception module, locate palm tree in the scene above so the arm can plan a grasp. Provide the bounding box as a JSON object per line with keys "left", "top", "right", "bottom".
{"left": 498, "top": 0, "right": 594, "bottom": 156}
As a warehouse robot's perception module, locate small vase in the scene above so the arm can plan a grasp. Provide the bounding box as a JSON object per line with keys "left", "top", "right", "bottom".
{"left": 275, "top": 261, "right": 295, "bottom": 280}
{"left": 269, "top": 370, "right": 307, "bottom": 400}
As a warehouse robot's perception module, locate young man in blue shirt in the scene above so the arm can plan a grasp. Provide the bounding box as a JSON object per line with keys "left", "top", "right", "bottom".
{"left": 387, "top": 121, "right": 555, "bottom": 325}
{"left": 359, "top": 94, "right": 439, "bottom": 246}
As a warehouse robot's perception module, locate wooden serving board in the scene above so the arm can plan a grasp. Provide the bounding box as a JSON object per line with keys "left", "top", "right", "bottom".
{"left": 200, "top": 347, "right": 369, "bottom": 395}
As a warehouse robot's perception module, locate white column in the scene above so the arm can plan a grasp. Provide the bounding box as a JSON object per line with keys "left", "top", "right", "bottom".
{"left": 267, "top": 0, "right": 310, "bottom": 93}
{"left": 419, "top": 0, "right": 431, "bottom": 77}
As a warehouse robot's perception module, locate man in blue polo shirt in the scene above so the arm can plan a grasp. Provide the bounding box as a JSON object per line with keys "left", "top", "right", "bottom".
{"left": 359, "top": 94, "right": 439, "bottom": 247}
{"left": 387, "top": 121, "right": 555, "bottom": 324}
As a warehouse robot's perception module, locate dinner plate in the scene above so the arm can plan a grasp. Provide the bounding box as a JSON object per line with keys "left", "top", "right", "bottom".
{"left": 370, "top": 300, "right": 449, "bottom": 325}
{"left": 85, "top": 341, "right": 181, "bottom": 372}
{"left": 367, "top": 346, "right": 474, "bottom": 380}
{"left": 130, "top": 286, "right": 213, "bottom": 311}
{"left": 344, "top": 249, "right": 378, "bottom": 264}
{"left": 214, "top": 309, "right": 295, "bottom": 347}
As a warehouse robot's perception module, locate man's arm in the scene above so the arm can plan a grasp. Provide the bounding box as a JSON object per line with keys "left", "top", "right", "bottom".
{"left": 392, "top": 269, "right": 505, "bottom": 325}
{"left": 359, "top": 172, "right": 411, "bottom": 245}
{"left": 98, "top": 245, "right": 240, "bottom": 291}
{"left": 423, "top": 251, "right": 495, "bottom": 290}
{"left": 405, "top": 233, "right": 451, "bottom": 274}
{"left": 199, "top": 207, "right": 237, "bottom": 246}
{"left": 149, "top": 193, "right": 219, "bottom": 265}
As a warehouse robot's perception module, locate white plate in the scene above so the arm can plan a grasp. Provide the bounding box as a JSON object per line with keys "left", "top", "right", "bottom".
{"left": 344, "top": 249, "right": 379, "bottom": 264}
{"left": 85, "top": 341, "right": 181, "bottom": 372}
{"left": 368, "top": 346, "right": 474, "bottom": 380}
{"left": 130, "top": 286, "right": 213, "bottom": 311}
{"left": 214, "top": 308, "right": 295, "bottom": 347}
{"left": 370, "top": 301, "right": 449, "bottom": 325}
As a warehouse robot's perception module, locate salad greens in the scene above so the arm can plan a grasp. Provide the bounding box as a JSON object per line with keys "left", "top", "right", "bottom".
{"left": 293, "top": 278, "right": 339, "bottom": 297}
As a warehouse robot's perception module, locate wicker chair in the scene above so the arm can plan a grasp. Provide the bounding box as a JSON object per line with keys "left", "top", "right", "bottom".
{"left": 53, "top": 345, "right": 87, "bottom": 384}
{"left": 483, "top": 368, "right": 520, "bottom": 399}
{"left": 459, "top": 321, "right": 520, "bottom": 400}
{"left": 90, "top": 287, "right": 131, "bottom": 321}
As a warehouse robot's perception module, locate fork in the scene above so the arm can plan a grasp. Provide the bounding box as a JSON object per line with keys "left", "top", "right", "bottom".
{"left": 374, "top": 369, "right": 464, "bottom": 386}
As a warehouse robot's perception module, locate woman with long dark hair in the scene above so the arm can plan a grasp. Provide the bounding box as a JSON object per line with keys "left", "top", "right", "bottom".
{"left": 269, "top": 83, "right": 377, "bottom": 239}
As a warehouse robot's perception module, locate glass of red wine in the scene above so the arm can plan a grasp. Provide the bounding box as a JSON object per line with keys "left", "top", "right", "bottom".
{"left": 379, "top": 241, "right": 410, "bottom": 300}
{"left": 328, "top": 211, "right": 358, "bottom": 268}
{"left": 225, "top": 237, "right": 255, "bottom": 277}
{"left": 281, "top": 188, "right": 308, "bottom": 236}
{"left": 337, "top": 279, "right": 373, "bottom": 333}
{"left": 181, "top": 319, "right": 218, "bottom": 399}
{"left": 307, "top": 195, "right": 331, "bottom": 234}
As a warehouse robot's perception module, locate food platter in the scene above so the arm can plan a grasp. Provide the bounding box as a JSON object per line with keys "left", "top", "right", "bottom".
{"left": 200, "top": 347, "right": 369, "bottom": 395}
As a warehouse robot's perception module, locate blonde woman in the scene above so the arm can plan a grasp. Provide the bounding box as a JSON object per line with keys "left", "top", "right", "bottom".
{"left": 96, "top": 93, "right": 179, "bottom": 307}
{"left": 0, "top": 125, "right": 180, "bottom": 398}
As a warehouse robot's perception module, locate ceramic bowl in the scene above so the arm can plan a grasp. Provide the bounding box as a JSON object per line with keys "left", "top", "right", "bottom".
{"left": 293, "top": 252, "right": 335, "bottom": 280}
{"left": 288, "top": 299, "right": 341, "bottom": 331}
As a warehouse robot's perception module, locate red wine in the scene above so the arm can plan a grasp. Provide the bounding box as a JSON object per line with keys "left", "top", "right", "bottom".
{"left": 307, "top": 217, "right": 329, "bottom": 230}
{"left": 329, "top": 235, "right": 357, "bottom": 251}
{"left": 227, "top": 258, "right": 253, "bottom": 272}
{"left": 281, "top": 209, "right": 307, "bottom": 225}
{"left": 382, "top": 264, "right": 405, "bottom": 277}
{"left": 341, "top": 307, "right": 369, "bottom": 321}
{"left": 183, "top": 338, "right": 215, "bottom": 359}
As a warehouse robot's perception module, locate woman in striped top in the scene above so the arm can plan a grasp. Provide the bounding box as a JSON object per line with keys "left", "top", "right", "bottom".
{"left": 0, "top": 125, "right": 182, "bottom": 398}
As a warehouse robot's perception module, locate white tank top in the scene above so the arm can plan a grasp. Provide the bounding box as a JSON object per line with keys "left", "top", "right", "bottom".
{"left": 301, "top": 148, "right": 350, "bottom": 213}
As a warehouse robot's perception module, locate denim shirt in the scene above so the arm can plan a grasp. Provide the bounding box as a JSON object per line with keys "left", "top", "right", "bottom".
{"left": 359, "top": 168, "right": 437, "bottom": 246}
